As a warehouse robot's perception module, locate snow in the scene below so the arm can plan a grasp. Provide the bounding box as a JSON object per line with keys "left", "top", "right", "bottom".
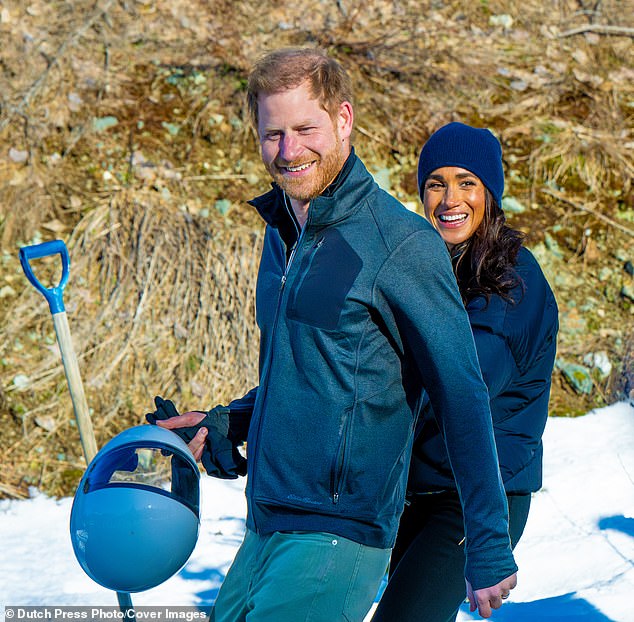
{"left": 1, "top": 401, "right": 633, "bottom": 622}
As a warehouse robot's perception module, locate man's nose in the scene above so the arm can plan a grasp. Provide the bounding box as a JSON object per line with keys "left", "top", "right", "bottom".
{"left": 279, "top": 134, "right": 302, "bottom": 162}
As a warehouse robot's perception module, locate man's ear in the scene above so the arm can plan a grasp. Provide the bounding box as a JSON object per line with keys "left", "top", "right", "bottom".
{"left": 337, "top": 101, "right": 354, "bottom": 141}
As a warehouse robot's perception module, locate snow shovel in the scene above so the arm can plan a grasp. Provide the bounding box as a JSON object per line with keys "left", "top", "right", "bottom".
{"left": 19, "top": 239, "right": 135, "bottom": 616}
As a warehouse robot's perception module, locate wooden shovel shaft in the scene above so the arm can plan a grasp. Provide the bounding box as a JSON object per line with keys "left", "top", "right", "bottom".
{"left": 52, "top": 311, "right": 98, "bottom": 463}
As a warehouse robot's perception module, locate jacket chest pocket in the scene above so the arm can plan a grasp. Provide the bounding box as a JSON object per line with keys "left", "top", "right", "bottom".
{"left": 287, "top": 229, "right": 363, "bottom": 330}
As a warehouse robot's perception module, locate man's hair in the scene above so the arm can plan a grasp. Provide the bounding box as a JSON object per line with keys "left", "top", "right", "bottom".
{"left": 246, "top": 47, "right": 353, "bottom": 129}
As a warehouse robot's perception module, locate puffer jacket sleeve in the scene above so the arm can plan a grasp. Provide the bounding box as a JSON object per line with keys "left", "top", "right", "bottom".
{"left": 375, "top": 227, "right": 518, "bottom": 590}
{"left": 471, "top": 328, "right": 515, "bottom": 400}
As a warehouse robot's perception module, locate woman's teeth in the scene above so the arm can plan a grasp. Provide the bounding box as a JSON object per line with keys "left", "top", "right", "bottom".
{"left": 439, "top": 213, "right": 467, "bottom": 223}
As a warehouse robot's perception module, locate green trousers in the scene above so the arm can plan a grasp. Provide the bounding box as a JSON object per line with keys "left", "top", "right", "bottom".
{"left": 210, "top": 529, "right": 390, "bottom": 622}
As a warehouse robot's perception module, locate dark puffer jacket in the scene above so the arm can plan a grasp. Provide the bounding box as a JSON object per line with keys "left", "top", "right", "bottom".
{"left": 409, "top": 246, "right": 559, "bottom": 495}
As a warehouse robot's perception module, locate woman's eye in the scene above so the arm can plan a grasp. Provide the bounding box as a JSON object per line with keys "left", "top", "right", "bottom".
{"left": 461, "top": 180, "right": 476, "bottom": 187}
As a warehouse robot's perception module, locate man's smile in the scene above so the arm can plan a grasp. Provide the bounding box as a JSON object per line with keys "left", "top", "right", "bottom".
{"left": 278, "top": 161, "right": 316, "bottom": 173}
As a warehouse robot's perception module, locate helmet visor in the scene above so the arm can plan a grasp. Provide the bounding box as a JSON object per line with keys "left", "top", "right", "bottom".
{"left": 83, "top": 444, "right": 199, "bottom": 516}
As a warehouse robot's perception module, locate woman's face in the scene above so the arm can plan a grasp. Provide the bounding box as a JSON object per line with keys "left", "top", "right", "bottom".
{"left": 422, "top": 166, "right": 487, "bottom": 250}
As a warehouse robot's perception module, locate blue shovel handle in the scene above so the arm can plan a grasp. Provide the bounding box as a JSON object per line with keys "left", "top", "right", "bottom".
{"left": 19, "top": 239, "right": 70, "bottom": 314}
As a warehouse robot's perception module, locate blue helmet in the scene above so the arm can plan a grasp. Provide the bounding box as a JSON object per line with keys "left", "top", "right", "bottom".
{"left": 70, "top": 425, "right": 200, "bottom": 592}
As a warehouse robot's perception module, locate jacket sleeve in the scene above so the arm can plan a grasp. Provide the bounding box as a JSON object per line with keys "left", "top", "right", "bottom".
{"left": 471, "top": 328, "right": 515, "bottom": 400}
{"left": 376, "top": 228, "right": 517, "bottom": 589}
{"left": 227, "top": 386, "right": 258, "bottom": 443}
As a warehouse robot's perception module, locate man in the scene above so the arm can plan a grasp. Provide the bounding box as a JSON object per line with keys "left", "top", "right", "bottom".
{"left": 154, "top": 47, "right": 517, "bottom": 621}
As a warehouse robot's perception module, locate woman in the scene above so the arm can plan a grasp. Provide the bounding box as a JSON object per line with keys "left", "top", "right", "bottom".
{"left": 373, "top": 122, "right": 559, "bottom": 622}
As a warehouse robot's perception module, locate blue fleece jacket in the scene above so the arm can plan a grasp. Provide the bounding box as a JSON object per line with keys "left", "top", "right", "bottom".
{"left": 228, "top": 151, "right": 517, "bottom": 590}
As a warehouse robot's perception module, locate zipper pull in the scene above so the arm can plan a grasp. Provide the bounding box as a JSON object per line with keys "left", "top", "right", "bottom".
{"left": 333, "top": 492, "right": 339, "bottom": 504}
{"left": 314, "top": 236, "right": 325, "bottom": 249}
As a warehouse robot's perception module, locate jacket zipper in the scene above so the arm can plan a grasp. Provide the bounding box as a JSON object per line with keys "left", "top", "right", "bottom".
{"left": 332, "top": 409, "right": 352, "bottom": 505}
{"left": 249, "top": 197, "right": 305, "bottom": 529}
{"left": 281, "top": 231, "right": 304, "bottom": 288}
{"left": 280, "top": 195, "right": 303, "bottom": 288}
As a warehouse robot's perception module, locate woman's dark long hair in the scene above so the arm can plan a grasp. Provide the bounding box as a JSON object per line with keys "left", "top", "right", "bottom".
{"left": 451, "top": 189, "right": 525, "bottom": 305}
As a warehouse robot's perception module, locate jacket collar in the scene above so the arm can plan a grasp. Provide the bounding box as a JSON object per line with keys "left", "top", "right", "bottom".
{"left": 248, "top": 149, "right": 375, "bottom": 243}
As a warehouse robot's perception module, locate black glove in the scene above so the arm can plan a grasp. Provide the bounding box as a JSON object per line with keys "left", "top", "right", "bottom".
{"left": 145, "top": 396, "right": 201, "bottom": 444}
{"left": 199, "top": 407, "right": 247, "bottom": 480}
{"left": 145, "top": 396, "right": 247, "bottom": 479}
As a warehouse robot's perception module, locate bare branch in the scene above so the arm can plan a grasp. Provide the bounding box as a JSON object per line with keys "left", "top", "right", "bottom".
{"left": 559, "top": 24, "right": 634, "bottom": 37}
{"left": 542, "top": 188, "right": 634, "bottom": 238}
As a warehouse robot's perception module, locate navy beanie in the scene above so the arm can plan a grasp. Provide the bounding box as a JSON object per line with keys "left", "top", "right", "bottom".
{"left": 417, "top": 122, "right": 504, "bottom": 207}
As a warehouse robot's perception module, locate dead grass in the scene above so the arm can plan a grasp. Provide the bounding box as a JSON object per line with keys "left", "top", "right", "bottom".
{"left": 0, "top": 0, "right": 632, "bottom": 497}
{"left": 1, "top": 193, "right": 262, "bottom": 496}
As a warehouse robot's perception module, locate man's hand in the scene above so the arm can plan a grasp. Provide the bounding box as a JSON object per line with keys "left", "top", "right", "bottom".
{"left": 155, "top": 410, "right": 208, "bottom": 460}
{"left": 146, "top": 397, "right": 246, "bottom": 478}
{"left": 467, "top": 572, "right": 517, "bottom": 618}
